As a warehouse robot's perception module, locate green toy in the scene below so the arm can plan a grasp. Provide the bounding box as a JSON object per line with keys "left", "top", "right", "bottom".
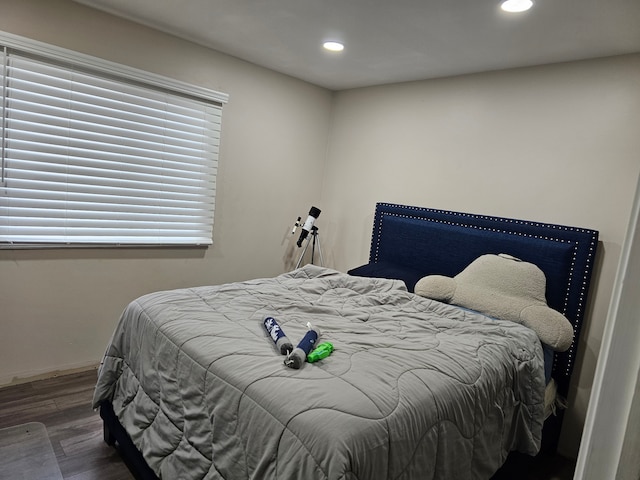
{"left": 307, "top": 342, "right": 334, "bottom": 363}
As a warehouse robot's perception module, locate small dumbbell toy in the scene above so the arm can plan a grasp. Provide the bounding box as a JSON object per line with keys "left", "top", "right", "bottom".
{"left": 284, "top": 322, "right": 320, "bottom": 369}
{"left": 263, "top": 316, "right": 293, "bottom": 355}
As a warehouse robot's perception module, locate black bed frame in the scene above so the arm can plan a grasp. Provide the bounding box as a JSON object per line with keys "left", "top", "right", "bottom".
{"left": 101, "top": 401, "right": 159, "bottom": 480}
{"left": 99, "top": 202, "right": 599, "bottom": 478}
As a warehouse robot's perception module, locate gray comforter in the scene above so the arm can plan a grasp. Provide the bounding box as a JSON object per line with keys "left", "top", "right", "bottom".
{"left": 93, "top": 265, "right": 545, "bottom": 480}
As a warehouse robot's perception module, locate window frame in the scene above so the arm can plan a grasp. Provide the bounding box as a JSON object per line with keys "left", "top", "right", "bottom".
{"left": 0, "top": 31, "right": 228, "bottom": 249}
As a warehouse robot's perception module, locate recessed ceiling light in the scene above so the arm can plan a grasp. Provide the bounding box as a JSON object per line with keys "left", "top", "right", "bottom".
{"left": 500, "top": 0, "right": 533, "bottom": 13}
{"left": 323, "top": 41, "right": 344, "bottom": 52}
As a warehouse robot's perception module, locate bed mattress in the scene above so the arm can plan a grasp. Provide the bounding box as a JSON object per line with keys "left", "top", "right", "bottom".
{"left": 93, "top": 265, "right": 545, "bottom": 479}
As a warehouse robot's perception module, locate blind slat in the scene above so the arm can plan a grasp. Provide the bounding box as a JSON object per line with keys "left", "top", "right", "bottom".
{"left": 4, "top": 186, "right": 216, "bottom": 207}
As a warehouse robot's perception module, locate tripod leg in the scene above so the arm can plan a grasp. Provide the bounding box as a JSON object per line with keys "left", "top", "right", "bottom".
{"left": 315, "top": 233, "right": 324, "bottom": 267}
{"left": 295, "top": 235, "right": 313, "bottom": 269}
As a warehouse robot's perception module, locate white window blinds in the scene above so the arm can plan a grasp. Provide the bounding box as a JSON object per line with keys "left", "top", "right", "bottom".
{"left": 0, "top": 34, "right": 227, "bottom": 247}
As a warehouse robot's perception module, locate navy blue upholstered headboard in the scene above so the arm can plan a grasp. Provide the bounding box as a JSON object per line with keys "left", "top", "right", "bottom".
{"left": 348, "top": 202, "right": 599, "bottom": 398}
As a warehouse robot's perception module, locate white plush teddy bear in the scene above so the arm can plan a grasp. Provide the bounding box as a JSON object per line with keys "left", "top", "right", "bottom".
{"left": 414, "top": 253, "right": 574, "bottom": 351}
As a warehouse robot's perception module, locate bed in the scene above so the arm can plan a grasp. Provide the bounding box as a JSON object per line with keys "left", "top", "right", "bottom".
{"left": 92, "top": 202, "right": 599, "bottom": 479}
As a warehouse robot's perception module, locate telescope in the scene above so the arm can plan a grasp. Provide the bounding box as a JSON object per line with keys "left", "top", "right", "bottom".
{"left": 296, "top": 206, "right": 321, "bottom": 248}
{"left": 291, "top": 206, "right": 324, "bottom": 269}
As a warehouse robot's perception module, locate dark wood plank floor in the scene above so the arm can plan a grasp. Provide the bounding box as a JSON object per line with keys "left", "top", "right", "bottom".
{"left": 0, "top": 369, "right": 133, "bottom": 480}
{"left": 0, "top": 369, "right": 576, "bottom": 480}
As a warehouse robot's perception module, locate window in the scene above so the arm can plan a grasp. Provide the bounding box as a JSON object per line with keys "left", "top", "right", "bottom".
{"left": 0, "top": 32, "right": 227, "bottom": 247}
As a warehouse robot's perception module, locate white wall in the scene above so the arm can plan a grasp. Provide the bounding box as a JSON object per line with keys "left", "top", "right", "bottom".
{"left": 0, "top": 0, "right": 332, "bottom": 383}
{"left": 321, "top": 55, "right": 640, "bottom": 457}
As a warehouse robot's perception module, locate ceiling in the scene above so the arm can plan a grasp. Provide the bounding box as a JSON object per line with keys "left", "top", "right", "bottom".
{"left": 74, "top": 0, "right": 640, "bottom": 91}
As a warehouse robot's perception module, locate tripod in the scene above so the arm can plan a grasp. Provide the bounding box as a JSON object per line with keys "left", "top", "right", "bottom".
{"left": 295, "top": 226, "right": 324, "bottom": 269}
